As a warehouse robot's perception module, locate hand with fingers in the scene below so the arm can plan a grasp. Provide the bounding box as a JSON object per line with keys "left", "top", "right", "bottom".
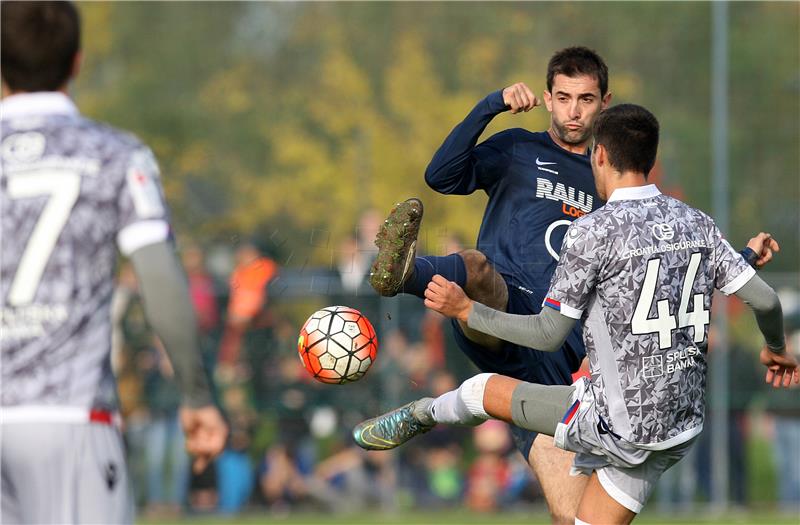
{"left": 502, "top": 82, "right": 540, "bottom": 114}
{"left": 760, "top": 347, "right": 800, "bottom": 388}
{"left": 424, "top": 274, "right": 473, "bottom": 322}
{"left": 180, "top": 405, "right": 229, "bottom": 473}
{"left": 746, "top": 232, "right": 781, "bottom": 269}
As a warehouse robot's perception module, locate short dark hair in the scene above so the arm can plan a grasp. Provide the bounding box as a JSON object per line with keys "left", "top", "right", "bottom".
{"left": 592, "top": 104, "right": 659, "bottom": 176}
{"left": 1, "top": 1, "right": 81, "bottom": 92}
{"left": 547, "top": 47, "right": 609, "bottom": 96}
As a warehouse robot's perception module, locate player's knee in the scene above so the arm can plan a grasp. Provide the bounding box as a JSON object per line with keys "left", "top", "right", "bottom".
{"left": 532, "top": 433, "right": 556, "bottom": 455}
{"left": 458, "top": 249, "right": 507, "bottom": 306}
{"left": 548, "top": 496, "right": 578, "bottom": 524}
{"left": 459, "top": 249, "right": 491, "bottom": 277}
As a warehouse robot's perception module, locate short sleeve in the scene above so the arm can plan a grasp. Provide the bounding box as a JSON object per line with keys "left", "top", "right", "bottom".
{"left": 712, "top": 223, "right": 756, "bottom": 295}
{"left": 544, "top": 219, "right": 603, "bottom": 319}
{"left": 116, "top": 146, "right": 171, "bottom": 256}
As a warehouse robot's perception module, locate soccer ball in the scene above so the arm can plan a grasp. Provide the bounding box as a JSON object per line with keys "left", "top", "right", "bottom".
{"left": 297, "top": 306, "right": 378, "bottom": 384}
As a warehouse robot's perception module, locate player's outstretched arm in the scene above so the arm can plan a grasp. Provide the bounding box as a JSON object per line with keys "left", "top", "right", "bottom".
{"left": 129, "top": 241, "right": 229, "bottom": 470}
{"left": 424, "top": 84, "right": 537, "bottom": 195}
{"left": 424, "top": 274, "right": 574, "bottom": 351}
{"left": 733, "top": 273, "right": 798, "bottom": 387}
{"left": 759, "top": 347, "right": 799, "bottom": 388}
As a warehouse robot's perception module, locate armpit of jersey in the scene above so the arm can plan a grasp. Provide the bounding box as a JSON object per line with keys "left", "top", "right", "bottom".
{"left": 545, "top": 217, "right": 604, "bottom": 319}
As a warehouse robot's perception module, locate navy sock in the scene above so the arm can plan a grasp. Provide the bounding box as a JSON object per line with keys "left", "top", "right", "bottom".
{"left": 401, "top": 254, "right": 467, "bottom": 299}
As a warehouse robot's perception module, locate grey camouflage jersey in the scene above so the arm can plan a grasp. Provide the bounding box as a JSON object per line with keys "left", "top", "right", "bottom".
{"left": 545, "top": 185, "right": 755, "bottom": 449}
{"left": 1, "top": 93, "right": 171, "bottom": 410}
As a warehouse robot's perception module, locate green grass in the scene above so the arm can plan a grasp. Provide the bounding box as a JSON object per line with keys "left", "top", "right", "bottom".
{"left": 139, "top": 508, "right": 800, "bottom": 525}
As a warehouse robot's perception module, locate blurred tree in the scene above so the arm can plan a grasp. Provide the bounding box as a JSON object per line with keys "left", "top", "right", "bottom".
{"left": 75, "top": 2, "right": 798, "bottom": 271}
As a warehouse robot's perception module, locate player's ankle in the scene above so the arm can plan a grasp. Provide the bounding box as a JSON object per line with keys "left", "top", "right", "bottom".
{"left": 413, "top": 397, "right": 435, "bottom": 426}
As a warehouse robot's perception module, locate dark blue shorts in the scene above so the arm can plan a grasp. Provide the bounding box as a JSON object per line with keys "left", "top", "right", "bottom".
{"left": 451, "top": 282, "right": 586, "bottom": 459}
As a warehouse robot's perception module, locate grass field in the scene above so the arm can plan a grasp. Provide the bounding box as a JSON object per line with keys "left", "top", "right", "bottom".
{"left": 139, "top": 508, "right": 800, "bottom": 525}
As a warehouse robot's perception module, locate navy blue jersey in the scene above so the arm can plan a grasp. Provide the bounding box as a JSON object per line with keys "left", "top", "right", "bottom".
{"left": 425, "top": 90, "right": 603, "bottom": 302}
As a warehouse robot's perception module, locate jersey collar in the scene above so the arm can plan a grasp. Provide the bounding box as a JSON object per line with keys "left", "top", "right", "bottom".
{"left": 1, "top": 92, "right": 79, "bottom": 119}
{"left": 607, "top": 184, "right": 661, "bottom": 202}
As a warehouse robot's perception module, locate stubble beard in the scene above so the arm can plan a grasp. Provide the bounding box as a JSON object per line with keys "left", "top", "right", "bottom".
{"left": 552, "top": 119, "right": 592, "bottom": 148}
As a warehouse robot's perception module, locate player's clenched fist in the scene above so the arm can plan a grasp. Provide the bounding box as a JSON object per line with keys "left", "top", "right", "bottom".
{"left": 746, "top": 232, "right": 781, "bottom": 269}
{"left": 424, "top": 274, "right": 474, "bottom": 322}
{"left": 502, "top": 82, "right": 540, "bottom": 114}
{"left": 180, "top": 405, "right": 229, "bottom": 473}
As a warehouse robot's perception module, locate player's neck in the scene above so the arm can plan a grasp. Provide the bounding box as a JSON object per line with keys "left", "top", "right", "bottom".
{"left": 547, "top": 128, "right": 590, "bottom": 155}
{"left": 1, "top": 86, "right": 70, "bottom": 99}
{"left": 604, "top": 171, "right": 649, "bottom": 198}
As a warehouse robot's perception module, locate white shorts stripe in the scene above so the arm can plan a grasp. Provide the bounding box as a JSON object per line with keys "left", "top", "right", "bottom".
{"left": 597, "top": 467, "right": 643, "bottom": 513}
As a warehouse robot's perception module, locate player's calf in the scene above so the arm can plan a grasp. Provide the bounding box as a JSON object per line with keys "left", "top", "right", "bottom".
{"left": 457, "top": 249, "right": 509, "bottom": 350}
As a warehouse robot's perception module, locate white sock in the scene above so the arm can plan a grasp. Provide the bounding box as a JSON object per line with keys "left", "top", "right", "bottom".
{"left": 430, "top": 373, "right": 493, "bottom": 426}
{"left": 575, "top": 518, "right": 591, "bottom": 525}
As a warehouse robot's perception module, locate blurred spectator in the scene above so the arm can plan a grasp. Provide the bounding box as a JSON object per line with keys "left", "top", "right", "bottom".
{"left": 465, "top": 419, "right": 513, "bottom": 512}
{"left": 188, "top": 463, "right": 218, "bottom": 514}
{"left": 116, "top": 268, "right": 189, "bottom": 516}
{"left": 355, "top": 208, "right": 381, "bottom": 257}
{"left": 259, "top": 443, "right": 312, "bottom": 512}
{"left": 311, "top": 445, "right": 397, "bottom": 513}
{"left": 766, "top": 329, "right": 800, "bottom": 513}
{"left": 218, "top": 241, "right": 278, "bottom": 375}
{"left": 111, "top": 264, "right": 139, "bottom": 374}
{"left": 337, "top": 235, "right": 370, "bottom": 293}
{"left": 333, "top": 210, "right": 381, "bottom": 294}
{"left": 141, "top": 341, "right": 191, "bottom": 518}
{"left": 411, "top": 370, "right": 468, "bottom": 508}
{"left": 181, "top": 243, "right": 220, "bottom": 336}
{"left": 421, "top": 310, "right": 448, "bottom": 370}
{"left": 216, "top": 385, "right": 257, "bottom": 515}
{"left": 693, "top": 327, "right": 762, "bottom": 506}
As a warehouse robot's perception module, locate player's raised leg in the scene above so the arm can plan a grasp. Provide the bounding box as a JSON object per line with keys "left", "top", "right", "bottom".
{"left": 353, "top": 373, "right": 574, "bottom": 449}
{"left": 353, "top": 373, "right": 592, "bottom": 522}
{"left": 368, "top": 199, "right": 508, "bottom": 349}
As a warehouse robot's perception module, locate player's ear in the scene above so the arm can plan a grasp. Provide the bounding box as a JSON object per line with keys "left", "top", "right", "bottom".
{"left": 543, "top": 90, "right": 553, "bottom": 112}
{"left": 601, "top": 91, "right": 612, "bottom": 110}
{"left": 594, "top": 143, "right": 607, "bottom": 166}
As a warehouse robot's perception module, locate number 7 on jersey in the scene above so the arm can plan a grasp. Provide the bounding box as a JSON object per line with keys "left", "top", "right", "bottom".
{"left": 6, "top": 170, "right": 81, "bottom": 306}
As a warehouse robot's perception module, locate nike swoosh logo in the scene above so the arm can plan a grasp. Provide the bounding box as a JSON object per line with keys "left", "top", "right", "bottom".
{"left": 355, "top": 424, "right": 396, "bottom": 450}
{"left": 519, "top": 400, "right": 529, "bottom": 421}
{"left": 536, "top": 157, "right": 557, "bottom": 166}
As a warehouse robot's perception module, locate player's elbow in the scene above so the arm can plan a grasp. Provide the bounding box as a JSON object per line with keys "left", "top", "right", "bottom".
{"left": 424, "top": 164, "right": 443, "bottom": 190}
{"left": 538, "top": 337, "right": 567, "bottom": 353}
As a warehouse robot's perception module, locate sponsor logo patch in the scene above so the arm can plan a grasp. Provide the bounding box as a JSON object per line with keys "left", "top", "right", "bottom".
{"left": 535, "top": 178, "right": 593, "bottom": 213}
{"left": 651, "top": 223, "right": 675, "bottom": 241}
